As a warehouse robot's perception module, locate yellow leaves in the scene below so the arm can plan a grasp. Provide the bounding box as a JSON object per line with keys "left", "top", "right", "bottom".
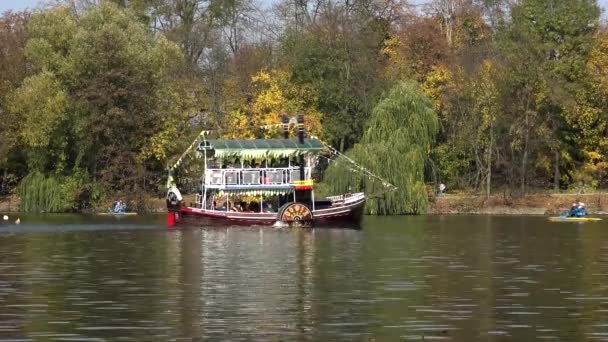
{"left": 421, "top": 65, "right": 453, "bottom": 113}
{"left": 153, "top": 36, "right": 183, "bottom": 74}
{"left": 251, "top": 70, "right": 271, "bottom": 83}
{"left": 586, "top": 150, "right": 603, "bottom": 163}
{"left": 222, "top": 68, "right": 324, "bottom": 139}
{"left": 251, "top": 72, "right": 285, "bottom": 137}
{"left": 381, "top": 36, "right": 400, "bottom": 59}
{"left": 145, "top": 125, "right": 178, "bottom": 161}
{"left": 573, "top": 101, "right": 600, "bottom": 131}
{"left": 8, "top": 71, "right": 67, "bottom": 148}
{"left": 26, "top": 6, "right": 77, "bottom": 74}
{"left": 534, "top": 154, "right": 552, "bottom": 174}
{"left": 471, "top": 60, "right": 499, "bottom": 128}
{"left": 224, "top": 109, "right": 256, "bottom": 139}
{"left": 140, "top": 77, "right": 206, "bottom": 163}
{"left": 588, "top": 31, "right": 608, "bottom": 92}
{"left": 574, "top": 150, "right": 608, "bottom": 188}
{"left": 380, "top": 35, "right": 414, "bottom": 80}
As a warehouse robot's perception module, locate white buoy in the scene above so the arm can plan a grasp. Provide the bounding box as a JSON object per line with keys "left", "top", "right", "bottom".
{"left": 2, "top": 215, "right": 7, "bottom": 221}
{"left": 15, "top": 218, "right": 20, "bottom": 224}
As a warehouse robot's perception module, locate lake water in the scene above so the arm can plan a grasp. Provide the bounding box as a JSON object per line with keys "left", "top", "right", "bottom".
{"left": 1, "top": 214, "right": 608, "bottom": 341}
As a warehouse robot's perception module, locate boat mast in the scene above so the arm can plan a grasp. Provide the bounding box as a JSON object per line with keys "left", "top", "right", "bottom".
{"left": 297, "top": 114, "right": 305, "bottom": 181}
{"left": 202, "top": 148, "right": 207, "bottom": 209}
{"left": 308, "top": 154, "right": 315, "bottom": 211}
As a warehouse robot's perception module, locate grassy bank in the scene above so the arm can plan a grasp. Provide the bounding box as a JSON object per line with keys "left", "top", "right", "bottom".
{"left": 4, "top": 191, "right": 608, "bottom": 216}
{"left": 430, "top": 192, "right": 608, "bottom": 215}
{"left": 0, "top": 195, "right": 19, "bottom": 213}
{"left": 0, "top": 194, "right": 167, "bottom": 214}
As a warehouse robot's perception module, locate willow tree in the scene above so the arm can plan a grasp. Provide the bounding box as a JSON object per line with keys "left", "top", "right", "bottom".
{"left": 323, "top": 81, "right": 438, "bottom": 215}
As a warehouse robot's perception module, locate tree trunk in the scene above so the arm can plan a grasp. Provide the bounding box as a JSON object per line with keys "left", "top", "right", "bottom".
{"left": 521, "top": 111, "right": 529, "bottom": 194}
{"left": 553, "top": 149, "right": 560, "bottom": 190}
{"left": 486, "top": 117, "right": 493, "bottom": 199}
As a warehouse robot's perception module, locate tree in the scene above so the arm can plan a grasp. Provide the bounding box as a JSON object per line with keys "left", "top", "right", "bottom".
{"left": 8, "top": 71, "right": 68, "bottom": 171}
{"left": 223, "top": 68, "right": 324, "bottom": 139}
{"left": 496, "top": 0, "right": 600, "bottom": 191}
{"left": 6, "top": 3, "right": 198, "bottom": 210}
{"left": 323, "top": 82, "right": 438, "bottom": 215}
{"left": 280, "top": 0, "right": 392, "bottom": 151}
{"left": 0, "top": 11, "right": 30, "bottom": 168}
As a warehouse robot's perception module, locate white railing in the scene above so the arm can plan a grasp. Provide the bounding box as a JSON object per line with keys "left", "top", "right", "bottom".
{"left": 195, "top": 194, "right": 204, "bottom": 208}
{"left": 327, "top": 192, "right": 365, "bottom": 204}
{"left": 344, "top": 192, "right": 365, "bottom": 204}
{"left": 204, "top": 167, "right": 312, "bottom": 187}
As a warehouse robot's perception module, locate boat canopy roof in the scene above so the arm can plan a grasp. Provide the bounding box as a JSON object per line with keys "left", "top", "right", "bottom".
{"left": 199, "top": 138, "right": 325, "bottom": 158}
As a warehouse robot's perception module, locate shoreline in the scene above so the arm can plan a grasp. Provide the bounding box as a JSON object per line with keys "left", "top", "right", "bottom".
{"left": 3, "top": 192, "right": 607, "bottom": 216}
{"left": 429, "top": 192, "right": 608, "bottom": 216}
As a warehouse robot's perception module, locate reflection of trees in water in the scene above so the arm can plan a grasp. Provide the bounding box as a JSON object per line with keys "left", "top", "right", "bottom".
{"left": 13, "top": 231, "right": 173, "bottom": 339}
{"left": 169, "top": 227, "right": 321, "bottom": 339}
{"left": 10, "top": 217, "right": 600, "bottom": 340}
{"left": 577, "top": 223, "right": 608, "bottom": 340}
{"left": 172, "top": 229, "right": 203, "bottom": 339}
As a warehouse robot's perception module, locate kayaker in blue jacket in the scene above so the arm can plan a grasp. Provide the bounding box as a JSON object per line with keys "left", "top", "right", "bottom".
{"left": 111, "top": 200, "right": 126, "bottom": 213}
{"left": 567, "top": 200, "right": 586, "bottom": 217}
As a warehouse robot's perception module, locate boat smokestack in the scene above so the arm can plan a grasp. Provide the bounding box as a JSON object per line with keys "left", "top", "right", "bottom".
{"left": 297, "top": 114, "right": 304, "bottom": 144}
{"left": 299, "top": 155, "right": 305, "bottom": 181}
{"left": 297, "top": 114, "right": 305, "bottom": 180}
{"left": 282, "top": 115, "right": 289, "bottom": 139}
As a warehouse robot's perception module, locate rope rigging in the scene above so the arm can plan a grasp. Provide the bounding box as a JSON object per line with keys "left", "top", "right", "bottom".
{"left": 308, "top": 135, "right": 398, "bottom": 196}
{"left": 166, "top": 123, "right": 399, "bottom": 197}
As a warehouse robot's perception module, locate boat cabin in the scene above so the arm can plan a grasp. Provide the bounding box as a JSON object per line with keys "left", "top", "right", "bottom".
{"left": 193, "top": 138, "right": 323, "bottom": 214}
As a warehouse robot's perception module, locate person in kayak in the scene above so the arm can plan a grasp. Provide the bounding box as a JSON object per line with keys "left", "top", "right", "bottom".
{"left": 111, "top": 200, "right": 126, "bottom": 213}
{"left": 567, "top": 200, "right": 586, "bottom": 217}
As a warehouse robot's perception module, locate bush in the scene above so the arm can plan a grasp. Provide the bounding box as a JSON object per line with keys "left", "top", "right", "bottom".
{"left": 17, "top": 170, "right": 99, "bottom": 212}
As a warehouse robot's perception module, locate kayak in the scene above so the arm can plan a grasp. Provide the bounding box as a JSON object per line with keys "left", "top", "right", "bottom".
{"left": 97, "top": 212, "right": 138, "bottom": 216}
{"left": 548, "top": 216, "right": 602, "bottom": 222}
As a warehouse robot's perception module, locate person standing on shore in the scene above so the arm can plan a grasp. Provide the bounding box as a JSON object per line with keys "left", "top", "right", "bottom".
{"left": 438, "top": 182, "right": 446, "bottom": 197}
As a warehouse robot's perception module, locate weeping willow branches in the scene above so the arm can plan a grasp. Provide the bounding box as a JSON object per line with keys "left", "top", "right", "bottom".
{"left": 17, "top": 171, "right": 94, "bottom": 213}
{"left": 323, "top": 81, "right": 438, "bottom": 214}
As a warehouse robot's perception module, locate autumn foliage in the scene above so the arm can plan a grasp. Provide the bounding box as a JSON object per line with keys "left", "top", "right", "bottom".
{"left": 1, "top": 0, "right": 608, "bottom": 213}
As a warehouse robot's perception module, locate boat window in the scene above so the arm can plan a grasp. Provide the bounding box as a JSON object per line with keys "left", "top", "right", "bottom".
{"left": 242, "top": 171, "right": 261, "bottom": 184}
{"left": 210, "top": 172, "right": 223, "bottom": 185}
{"left": 289, "top": 169, "right": 301, "bottom": 182}
{"left": 225, "top": 171, "right": 238, "bottom": 185}
{"left": 266, "top": 170, "right": 283, "bottom": 184}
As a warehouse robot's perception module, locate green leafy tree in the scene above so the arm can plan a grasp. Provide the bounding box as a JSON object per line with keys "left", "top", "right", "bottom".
{"left": 323, "top": 82, "right": 438, "bottom": 214}
{"left": 7, "top": 3, "right": 199, "bottom": 210}
{"left": 280, "top": 0, "right": 392, "bottom": 152}
{"left": 496, "top": 0, "right": 600, "bottom": 191}
{"left": 0, "top": 11, "right": 30, "bottom": 169}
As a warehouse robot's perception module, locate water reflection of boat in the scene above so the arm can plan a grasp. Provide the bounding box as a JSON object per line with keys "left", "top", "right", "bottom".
{"left": 166, "top": 116, "right": 366, "bottom": 228}
{"left": 548, "top": 216, "right": 602, "bottom": 222}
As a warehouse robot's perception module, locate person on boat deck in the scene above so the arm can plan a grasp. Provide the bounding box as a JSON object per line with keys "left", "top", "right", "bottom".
{"left": 264, "top": 203, "right": 275, "bottom": 213}
{"left": 248, "top": 202, "right": 259, "bottom": 212}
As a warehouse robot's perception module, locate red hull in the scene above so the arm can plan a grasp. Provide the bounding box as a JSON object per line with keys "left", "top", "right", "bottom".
{"left": 171, "top": 197, "right": 365, "bottom": 228}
